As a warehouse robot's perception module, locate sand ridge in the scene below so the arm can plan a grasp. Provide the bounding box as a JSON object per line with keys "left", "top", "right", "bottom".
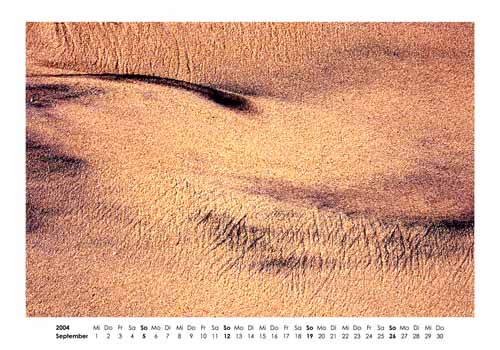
{"left": 26, "top": 23, "right": 474, "bottom": 316}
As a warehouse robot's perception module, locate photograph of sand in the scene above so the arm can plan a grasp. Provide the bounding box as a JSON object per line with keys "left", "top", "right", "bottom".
{"left": 26, "top": 22, "right": 474, "bottom": 317}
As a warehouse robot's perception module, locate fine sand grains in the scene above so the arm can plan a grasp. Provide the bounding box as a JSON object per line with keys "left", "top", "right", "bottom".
{"left": 26, "top": 23, "right": 474, "bottom": 316}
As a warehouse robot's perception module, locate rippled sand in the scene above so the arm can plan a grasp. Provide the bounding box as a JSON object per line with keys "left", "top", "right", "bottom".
{"left": 26, "top": 23, "right": 474, "bottom": 316}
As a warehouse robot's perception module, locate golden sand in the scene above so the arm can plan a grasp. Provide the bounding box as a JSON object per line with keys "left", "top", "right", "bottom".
{"left": 26, "top": 23, "right": 473, "bottom": 316}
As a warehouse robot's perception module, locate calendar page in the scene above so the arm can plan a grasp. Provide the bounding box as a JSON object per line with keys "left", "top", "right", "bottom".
{"left": 5, "top": 1, "right": 498, "bottom": 349}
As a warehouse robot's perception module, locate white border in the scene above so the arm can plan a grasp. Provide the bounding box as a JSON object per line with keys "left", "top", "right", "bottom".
{"left": 3, "top": 1, "right": 499, "bottom": 348}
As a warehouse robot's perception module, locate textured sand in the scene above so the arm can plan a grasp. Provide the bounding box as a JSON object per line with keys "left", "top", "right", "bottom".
{"left": 26, "top": 23, "right": 473, "bottom": 316}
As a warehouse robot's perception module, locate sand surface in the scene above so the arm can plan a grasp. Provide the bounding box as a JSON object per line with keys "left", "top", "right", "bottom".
{"left": 26, "top": 23, "right": 473, "bottom": 316}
